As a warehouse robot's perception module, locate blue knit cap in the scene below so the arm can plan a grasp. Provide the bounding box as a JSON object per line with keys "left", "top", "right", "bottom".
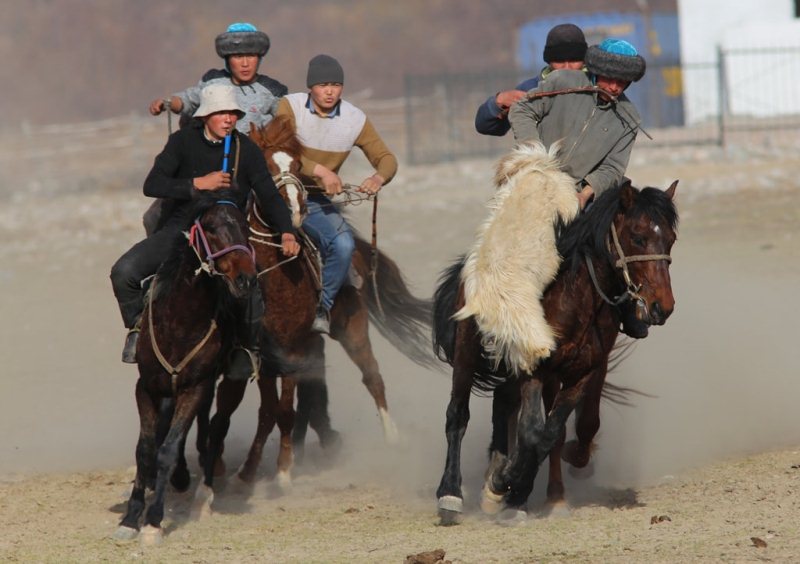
{"left": 598, "top": 38, "right": 638, "bottom": 56}
{"left": 227, "top": 22, "right": 258, "bottom": 33}
{"left": 585, "top": 38, "right": 646, "bottom": 82}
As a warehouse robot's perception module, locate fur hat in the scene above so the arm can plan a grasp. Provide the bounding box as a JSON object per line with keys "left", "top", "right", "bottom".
{"left": 543, "top": 23, "right": 587, "bottom": 63}
{"left": 193, "top": 84, "right": 245, "bottom": 118}
{"left": 215, "top": 22, "right": 270, "bottom": 58}
{"left": 585, "top": 39, "right": 646, "bottom": 82}
{"left": 306, "top": 54, "right": 344, "bottom": 87}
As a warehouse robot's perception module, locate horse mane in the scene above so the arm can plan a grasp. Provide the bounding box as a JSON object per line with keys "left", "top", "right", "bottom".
{"left": 251, "top": 115, "right": 304, "bottom": 161}
{"left": 154, "top": 189, "right": 244, "bottom": 296}
{"left": 557, "top": 181, "right": 679, "bottom": 271}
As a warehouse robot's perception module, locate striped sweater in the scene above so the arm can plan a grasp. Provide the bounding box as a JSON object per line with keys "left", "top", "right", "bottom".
{"left": 276, "top": 93, "right": 397, "bottom": 185}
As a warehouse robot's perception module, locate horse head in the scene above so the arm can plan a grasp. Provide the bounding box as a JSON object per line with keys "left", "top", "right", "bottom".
{"left": 250, "top": 117, "right": 307, "bottom": 229}
{"left": 190, "top": 191, "right": 257, "bottom": 299}
{"left": 612, "top": 180, "right": 678, "bottom": 337}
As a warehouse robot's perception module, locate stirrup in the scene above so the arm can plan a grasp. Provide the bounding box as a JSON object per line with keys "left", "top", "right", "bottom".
{"left": 121, "top": 328, "right": 140, "bottom": 364}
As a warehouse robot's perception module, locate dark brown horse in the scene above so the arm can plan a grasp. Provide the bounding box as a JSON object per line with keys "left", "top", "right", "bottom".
{"left": 193, "top": 116, "right": 434, "bottom": 511}
{"left": 114, "top": 192, "right": 257, "bottom": 544}
{"left": 433, "top": 178, "right": 678, "bottom": 524}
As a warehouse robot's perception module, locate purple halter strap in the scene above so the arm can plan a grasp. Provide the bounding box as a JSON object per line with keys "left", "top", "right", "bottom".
{"left": 189, "top": 201, "right": 255, "bottom": 274}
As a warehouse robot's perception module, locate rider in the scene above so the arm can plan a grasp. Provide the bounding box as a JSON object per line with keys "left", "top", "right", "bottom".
{"left": 111, "top": 84, "right": 300, "bottom": 379}
{"left": 275, "top": 54, "right": 398, "bottom": 334}
{"left": 509, "top": 38, "right": 646, "bottom": 209}
{"left": 149, "top": 22, "right": 287, "bottom": 133}
{"left": 475, "top": 23, "right": 587, "bottom": 137}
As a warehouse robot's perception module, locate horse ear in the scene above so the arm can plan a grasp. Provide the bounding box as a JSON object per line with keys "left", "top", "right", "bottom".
{"left": 665, "top": 180, "right": 678, "bottom": 200}
{"left": 620, "top": 180, "right": 637, "bottom": 210}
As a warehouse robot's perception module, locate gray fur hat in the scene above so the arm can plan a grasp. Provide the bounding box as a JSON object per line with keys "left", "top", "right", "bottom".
{"left": 306, "top": 54, "right": 344, "bottom": 87}
{"left": 585, "top": 39, "right": 646, "bottom": 82}
{"left": 215, "top": 23, "right": 270, "bottom": 58}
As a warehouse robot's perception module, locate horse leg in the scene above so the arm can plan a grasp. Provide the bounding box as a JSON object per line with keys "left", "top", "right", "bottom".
{"left": 333, "top": 289, "right": 398, "bottom": 443}
{"left": 274, "top": 376, "right": 297, "bottom": 490}
{"left": 238, "top": 375, "right": 279, "bottom": 484}
{"left": 435, "top": 318, "right": 479, "bottom": 526}
{"left": 154, "top": 398, "right": 190, "bottom": 493}
{"left": 562, "top": 368, "right": 606, "bottom": 475}
{"left": 482, "top": 377, "right": 545, "bottom": 516}
{"left": 194, "top": 380, "right": 215, "bottom": 468}
{"left": 114, "top": 381, "right": 158, "bottom": 540}
{"left": 485, "top": 381, "right": 520, "bottom": 490}
{"left": 542, "top": 378, "right": 569, "bottom": 514}
{"left": 294, "top": 336, "right": 341, "bottom": 458}
{"left": 142, "top": 381, "right": 210, "bottom": 545}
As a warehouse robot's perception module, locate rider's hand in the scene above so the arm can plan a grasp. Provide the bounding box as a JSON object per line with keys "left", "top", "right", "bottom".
{"left": 495, "top": 89, "right": 526, "bottom": 114}
{"left": 149, "top": 98, "right": 165, "bottom": 116}
{"left": 281, "top": 233, "right": 301, "bottom": 257}
{"left": 314, "top": 165, "right": 343, "bottom": 196}
{"left": 578, "top": 184, "right": 595, "bottom": 210}
{"left": 194, "top": 171, "right": 231, "bottom": 191}
{"left": 357, "top": 174, "right": 384, "bottom": 195}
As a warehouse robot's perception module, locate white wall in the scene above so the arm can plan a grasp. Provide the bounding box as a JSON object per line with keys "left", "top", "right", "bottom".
{"left": 677, "top": 0, "right": 798, "bottom": 122}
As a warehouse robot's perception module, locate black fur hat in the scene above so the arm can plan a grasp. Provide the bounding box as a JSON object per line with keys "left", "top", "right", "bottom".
{"left": 585, "top": 39, "right": 646, "bottom": 82}
{"left": 215, "top": 23, "right": 270, "bottom": 58}
{"left": 543, "top": 23, "right": 587, "bottom": 63}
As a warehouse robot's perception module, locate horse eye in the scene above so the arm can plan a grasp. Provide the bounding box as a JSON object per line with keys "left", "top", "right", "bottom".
{"left": 632, "top": 235, "right": 646, "bottom": 247}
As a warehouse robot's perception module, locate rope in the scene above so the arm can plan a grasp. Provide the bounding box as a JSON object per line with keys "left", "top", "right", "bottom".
{"left": 146, "top": 277, "right": 218, "bottom": 396}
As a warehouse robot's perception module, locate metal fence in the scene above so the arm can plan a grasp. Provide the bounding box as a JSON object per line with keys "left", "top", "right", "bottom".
{"left": 403, "top": 46, "right": 800, "bottom": 164}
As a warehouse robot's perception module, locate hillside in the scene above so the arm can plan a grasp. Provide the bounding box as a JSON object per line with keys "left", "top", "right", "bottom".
{"left": 4, "top": 0, "right": 675, "bottom": 126}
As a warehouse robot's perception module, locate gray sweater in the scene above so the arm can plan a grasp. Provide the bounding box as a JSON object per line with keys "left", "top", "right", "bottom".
{"left": 509, "top": 69, "right": 641, "bottom": 197}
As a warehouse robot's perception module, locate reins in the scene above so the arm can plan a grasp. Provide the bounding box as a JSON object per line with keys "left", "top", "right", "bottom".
{"left": 585, "top": 223, "right": 672, "bottom": 307}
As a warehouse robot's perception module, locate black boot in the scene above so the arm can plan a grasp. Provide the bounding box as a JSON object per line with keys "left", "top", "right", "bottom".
{"left": 227, "top": 285, "right": 265, "bottom": 381}
{"left": 311, "top": 305, "right": 330, "bottom": 334}
{"left": 226, "top": 347, "right": 261, "bottom": 382}
{"left": 121, "top": 328, "right": 139, "bottom": 364}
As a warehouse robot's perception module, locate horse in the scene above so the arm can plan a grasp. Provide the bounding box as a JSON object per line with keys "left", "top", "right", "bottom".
{"left": 193, "top": 115, "right": 435, "bottom": 510}
{"left": 432, "top": 146, "right": 678, "bottom": 524}
{"left": 114, "top": 191, "right": 257, "bottom": 544}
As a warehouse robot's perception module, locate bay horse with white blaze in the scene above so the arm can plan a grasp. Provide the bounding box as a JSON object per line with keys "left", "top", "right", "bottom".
{"left": 194, "top": 116, "right": 435, "bottom": 509}
{"left": 114, "top": 192, "right": 256, "bottom": 544}
{"left": 433, "top": 154, "right": 678, "bottom": 524}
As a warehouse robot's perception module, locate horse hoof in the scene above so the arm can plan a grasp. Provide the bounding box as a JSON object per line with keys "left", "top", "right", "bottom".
{"left": 190, "top": 484, "right": 214, "bottom": 521}
{"left": 112, "top": 526, "right": 139, "bottom": 541}
{"left": 379, "top": 409, "right": 401, "bottom": 445}
{"left": 480, "top": 484, "right": 505, "bottom": 515}
{"left": 276, "top": 470, "right": 293, "bottom": 493}
{"left": 139, "top": 525, "right": 163, "bottom": 546}
{"left": 544, "top": 500, "right": 571, "bottom": 518}
{"left": 562, "top": 440, "right": 592, "bottom": 469}
{"left": 568, "top": 461, "right": 595, "bottom": 480}
{"left": 497, "top": 508, "right": 528, "bottom": 527}
{"left": 437, "top": 496, "right": 463, "bottom": 526}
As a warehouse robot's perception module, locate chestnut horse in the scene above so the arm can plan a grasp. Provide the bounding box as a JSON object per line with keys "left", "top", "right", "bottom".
{"left": 194, "top": 116, "right": 434, "bottom": 509}
{"left": 114, "top": 192, "right": 257, "bottom": 543}
{"left": 433, "top": 178, "right": 678, "bottom": 524}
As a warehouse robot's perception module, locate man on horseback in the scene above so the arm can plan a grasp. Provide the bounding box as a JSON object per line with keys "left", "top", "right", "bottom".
{"left": 509, "top": 38, "right": 646, "bottom": 209}
{"left": 111, "top": 84, "right": 300, "bottom": 379}
{"left": 275, "top": 54, "right": 398, "bottom": 334}
{"left": 475, "top": 23, "right": 587, "bottom": 136}
{"left": 149, "top": 22, "right": 287, "bottom": 133}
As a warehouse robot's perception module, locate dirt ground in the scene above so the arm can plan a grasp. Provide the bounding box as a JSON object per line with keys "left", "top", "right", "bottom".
{"left": 1, "top": 134, "right": 799, "bottom": 562}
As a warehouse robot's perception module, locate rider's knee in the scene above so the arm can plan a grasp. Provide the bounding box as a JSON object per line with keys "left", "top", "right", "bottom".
{"left": 333, "top": 231, "right": 355, "bottom": 259}
{"left": 110, "top": 255, "right": 138, "bottom": 291}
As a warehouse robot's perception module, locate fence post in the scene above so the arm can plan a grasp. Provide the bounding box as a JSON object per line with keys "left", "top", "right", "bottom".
{"left": 716, "top": 45, "right": 726, "bottom": 148}
{"left": 404, "top": 74, "right": 416, "bottom": 165}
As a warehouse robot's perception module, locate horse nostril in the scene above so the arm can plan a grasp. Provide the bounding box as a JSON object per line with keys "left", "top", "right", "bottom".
{"left": 235, "top": 273, "right": 251, "bottom": 291}
{"left": 651, "top": 302, "right": 665, "bottom": 324}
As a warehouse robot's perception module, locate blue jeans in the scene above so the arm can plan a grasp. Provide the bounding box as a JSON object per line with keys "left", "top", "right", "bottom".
{"left": 302, "top": 195, "right": 355, "bottom": 311}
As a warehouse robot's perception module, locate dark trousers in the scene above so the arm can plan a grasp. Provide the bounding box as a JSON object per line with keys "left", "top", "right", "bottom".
{"left": 110, "top": 227, "right": 265, "bottom": 351}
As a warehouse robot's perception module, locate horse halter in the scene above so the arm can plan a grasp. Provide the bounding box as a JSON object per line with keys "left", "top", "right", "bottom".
{"left": 188, "top": 200, "right": 256, "bottom": 277}
{"left": 272, "top": 169, "right": 308, "bottom": 202}
{"left": 586, "top": 223, "right": 672, "bottom": 309}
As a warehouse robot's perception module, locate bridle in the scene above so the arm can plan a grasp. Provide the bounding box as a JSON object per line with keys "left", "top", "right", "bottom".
{"left": 586, "top": 222, "right": 672, "bottom": 310}
{"left": 188, "top": 200, "right": 255, "bottom": 277}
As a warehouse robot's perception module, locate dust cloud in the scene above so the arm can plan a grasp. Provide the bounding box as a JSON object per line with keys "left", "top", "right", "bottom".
{"left": 1, "top": 148, "right": 798, "bottom": 516}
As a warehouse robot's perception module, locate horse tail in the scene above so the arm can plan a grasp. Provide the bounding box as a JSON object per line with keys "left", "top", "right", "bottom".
{"left": 432, "top": 256, "right": 465, "bottom": 365}
{"left": 353, "top": 234, "right": 438, "bottom": 368}
{"left": 601, "top": 337, "right": 656, "bottom": 406}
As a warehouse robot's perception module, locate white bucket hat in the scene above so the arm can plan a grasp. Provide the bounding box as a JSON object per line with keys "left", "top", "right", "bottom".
{"left": 193, "top": 84, "right": 245, "bottom": 118}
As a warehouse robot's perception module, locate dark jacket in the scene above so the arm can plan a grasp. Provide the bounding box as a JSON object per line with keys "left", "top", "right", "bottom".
{"left": 474, "top": 76, "right": 540, "bottom": 137}
{"left": 143, "top": 122, "right": 294, "bottom": 234}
